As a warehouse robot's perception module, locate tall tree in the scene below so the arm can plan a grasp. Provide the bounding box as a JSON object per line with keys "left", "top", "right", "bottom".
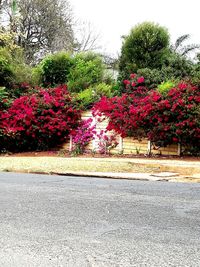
{"left": 119, "top": 22, "right": 170, "bottom": 78}
{"left": 2, "top": 0, "right": 75, "bottom": 63}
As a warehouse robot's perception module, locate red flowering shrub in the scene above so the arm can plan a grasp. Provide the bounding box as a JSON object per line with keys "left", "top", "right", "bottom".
{"left": 0, "top": 85, "right": 81, "bottom": 151}
{"left": 122, "top": 73, "right": 147, "bottom": 94}
{"left": 93, "top": 78, "right": 200, "bottom": 152}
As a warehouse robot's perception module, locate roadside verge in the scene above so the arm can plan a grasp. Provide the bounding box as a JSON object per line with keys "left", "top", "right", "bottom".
{"left": 0, "top": 157, "right": 200, "bottom": 183}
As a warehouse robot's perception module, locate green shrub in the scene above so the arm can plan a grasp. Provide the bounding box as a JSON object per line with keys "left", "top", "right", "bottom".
{"left": 31, "top": 66, "right": 43, "bottom": 86}
{"left": 157, "top": 80, "right": 176, "bottom": 95}
{"left": 75, "top": 88, "right": 97, "bottom": 110}
{"left": 68, "top": 52, "right": 105, "bottom": 93}
{"left": 0, "top": 46, "right": 34, "bottom": 93}
{"left": 136, "top": 68, "right": 165, "bottom": 89}
{"left": 37, "top": 51, "right": 73, "bottom": 86}
{"left": 0, "top": 30, "right": 41, "bottom": 92}
{"left": 0, "top": 30, "right": 33, "bottom": 89}
{"left": 35, "top": 51, "right": 106, "bottom": 91}
{"left": 75, "top": 82, "right": 114, "bottom": 110}
{"left": 135, "top": 54, "right": 194, "bottom": 89}
{"left": 11, "top": 64, "right": 33, "bottom": 87}
{"left": 0, "top": 87, "right": 11, "bottom": 109}
{"left": 162, "top": 52, "right": 194, "bottom": 79}
{"left": 93, "top": 83, "right": 113, "bottom": 98}
{"left": 189, "top": 57, "right": 200, "bottom": 85}
{"left": 190, "top": 71, "right": 200, "bottom": 85}
{"left": 0, "top": 48, "right": 14, "bottom": 87}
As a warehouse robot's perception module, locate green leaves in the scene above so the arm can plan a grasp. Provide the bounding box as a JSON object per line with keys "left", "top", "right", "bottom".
{"left": 11, "top": 0, "right": 18, "bottom": 15}
{"left": 67, "top": 52, "right": 105, "bottom": 93}
{"left": 38, "top": 52, "right": 73, "bottom": 86}
{"left": 157, "top": 80, "right": 176, "bottom": 96}
{"left": 119, "top": 22, "right": 170, "bottom": 74}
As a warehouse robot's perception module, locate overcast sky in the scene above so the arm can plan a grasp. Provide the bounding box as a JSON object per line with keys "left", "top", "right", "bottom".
{"left": 71, "top": 0, "right": 200, "bottom": 57}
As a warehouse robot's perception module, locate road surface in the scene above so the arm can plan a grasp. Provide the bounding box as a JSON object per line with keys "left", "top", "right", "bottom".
{"left": 0, "top": 172, "right": 200, "bottom": 266}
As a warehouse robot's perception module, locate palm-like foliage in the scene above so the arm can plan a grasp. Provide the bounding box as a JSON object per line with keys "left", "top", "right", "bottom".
{"left": 171, "top": 34, "right": 200, "bottom": 57}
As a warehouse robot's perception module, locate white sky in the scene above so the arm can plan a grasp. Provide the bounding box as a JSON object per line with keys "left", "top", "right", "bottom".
{"left": 71, "top": 0, "right": 200, "bottom": 57}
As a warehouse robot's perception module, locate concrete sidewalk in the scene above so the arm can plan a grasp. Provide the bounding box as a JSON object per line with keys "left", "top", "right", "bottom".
{"left": 0, "top": 156, "right": 200, "bottom": 183}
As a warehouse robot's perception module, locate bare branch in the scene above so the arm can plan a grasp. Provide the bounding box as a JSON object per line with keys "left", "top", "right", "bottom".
{"left": 74, "top": 21, "right": 102, "bottom": 52}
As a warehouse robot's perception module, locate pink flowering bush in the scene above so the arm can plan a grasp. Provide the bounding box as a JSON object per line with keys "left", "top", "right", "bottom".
{"left": 96, "top": 130, "right": 118, "bottom": 154}
{"left": 71, "top": 118, "right": 119, "bottom": 155}
{"left": 71, "top": 118, "right": 96, "bottom": 155}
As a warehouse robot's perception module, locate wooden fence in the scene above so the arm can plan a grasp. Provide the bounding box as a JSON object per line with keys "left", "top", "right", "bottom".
{"left": 62, "top": 110, "right": 180, "bottom": 156}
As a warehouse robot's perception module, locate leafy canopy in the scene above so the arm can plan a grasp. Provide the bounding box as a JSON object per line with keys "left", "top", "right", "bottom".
{"left": 119, "top": 22, "right": 170, "bottom": 75}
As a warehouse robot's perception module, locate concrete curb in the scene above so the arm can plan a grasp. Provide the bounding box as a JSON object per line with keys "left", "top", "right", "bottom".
{"left": 2, "top": 169, "right": 200, "bottom": 183}
{"left": 36, "top": 171, "right": 182, "bottom": 182}
{"left": 40, "top": 171, "right": 200, "bottom": 183}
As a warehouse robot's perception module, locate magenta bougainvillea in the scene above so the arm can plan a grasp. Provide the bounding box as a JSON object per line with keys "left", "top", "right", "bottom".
{"left": 71, "top": 118, "right": 118, "bottom": 155}
{"left": 93, "top": 74, "right": 200, "bottom": 150}
{"left": 0, "top": 85, "right": 81, "bottom": 151}
{"left": 71, "top": 118, "right": 96, "bottom": 154}
{"left": 96, "top": 130, "right": 118, "bottom": 154}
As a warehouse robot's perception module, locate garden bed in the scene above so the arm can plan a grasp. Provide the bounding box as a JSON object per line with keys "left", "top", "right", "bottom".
{"left": 1, "top": 150, "right": 199, "bottom": 161}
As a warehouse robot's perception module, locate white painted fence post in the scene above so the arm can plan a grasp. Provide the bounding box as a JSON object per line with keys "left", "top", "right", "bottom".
{"left": 147, "top": 141, "right": 152, "bottom": 155}
{"left": 92, "top": 115, "right": 97, "bottom": 151}
{"left": 119, "top": 136, "right": 123, "bottom": 154}
{"left": 69, "top": 135, "right": 73, "bottom": 152}
{"left": 178, "top": 143, "right": 181, "bottom": 156}
{"left": 92, "top": 138, "right": 96, "bottom": 151}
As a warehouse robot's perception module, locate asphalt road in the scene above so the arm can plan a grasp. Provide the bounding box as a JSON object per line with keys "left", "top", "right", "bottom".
{"left": 0, "top": 172, "right": 200, "bottom": 267}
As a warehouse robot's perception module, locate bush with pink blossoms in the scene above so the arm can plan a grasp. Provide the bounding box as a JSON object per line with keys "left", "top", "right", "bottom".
{"left": 71, "top": 118, "right": 96, "bottom": 155}
{"left": 96, "top": 130, "right": 118, "bottom": 155}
